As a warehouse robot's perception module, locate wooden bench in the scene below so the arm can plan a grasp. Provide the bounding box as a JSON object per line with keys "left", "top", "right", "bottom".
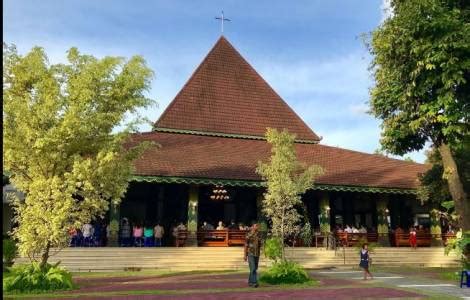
{"left": 228, "top": 230, "right": 248, "bottom": 246}
{"left": 394, "top": 232, "right": 432, "bottom": 247}
{"left": 197, "top": 230, "right": 229, "bottom": 247}
{"left": 175, "top": 230, "right": 188, "bottom": 247}
{"left": 335, "top": 232, "right": 378, "bottom": 247}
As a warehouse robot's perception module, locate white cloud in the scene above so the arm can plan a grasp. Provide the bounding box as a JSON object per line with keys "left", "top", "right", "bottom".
{"left": 381, "top": 0, "right": 394, "bottom": 22}
{"left": 255, "top": 52, "right": 371, "bottom": 98}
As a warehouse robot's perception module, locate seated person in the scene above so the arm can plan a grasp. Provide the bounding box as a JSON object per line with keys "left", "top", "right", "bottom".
{"left": 201, "top": 221, "right": 214, "bottom": 231}
{"left": 358, "top": 225, "right": 367, "bottom": 233}
{"left": 216, "top": 221, "right": 225, "bottom": 230}
{"left": 176, "top": 222, "right": 187, "bottom": 232}
{"left": 143, "top": 224, "right": 154, "bottom": 247}
{"left": 228, "top": 220, "right": 237, "bottom": 230}
{"left": 351, "top": 226, "right": 359, "bottom": 233}
{"left": 238, "top": 223, "right": 248, "bottom": 231}
{"left": 133, "top": 223, "right": 144, "bottom": 247}
{"left": 344, "top": 225, "right": 353, "bottom": 233}
{"left": 335, "top": 225, "right": 344, "bottom": 233}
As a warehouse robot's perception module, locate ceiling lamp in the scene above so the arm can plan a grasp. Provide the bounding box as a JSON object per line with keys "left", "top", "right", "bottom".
{"left": 210, "top": 185, "right": 230, "bottom": 201}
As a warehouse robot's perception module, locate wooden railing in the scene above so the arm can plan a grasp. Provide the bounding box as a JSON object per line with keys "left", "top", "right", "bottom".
{"left": 442, "top": 233, "right": 456, "bottom": 246}
{"left": 196, "top": 230, "right": 249, "bottom": 247}
{"left": 335, "top": 232, "right": 379, "bottom": 247}
{"left": 394, "top": 232, "right": 432, "bottom": 247}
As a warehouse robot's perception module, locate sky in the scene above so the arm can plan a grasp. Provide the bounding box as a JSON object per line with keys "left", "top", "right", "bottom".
{"left": 3, "top": 0, "right": 426, "bottom": 162}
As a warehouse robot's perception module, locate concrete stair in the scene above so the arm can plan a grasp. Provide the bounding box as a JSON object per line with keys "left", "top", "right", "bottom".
{"left": 14, "top": 247, "right": 460, "bottom": 272}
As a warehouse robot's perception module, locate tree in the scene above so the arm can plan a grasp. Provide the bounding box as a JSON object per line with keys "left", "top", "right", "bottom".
{"left": 3, "top": 44, "right": 154, "bottom": 267}
{"left": 256, "top": 128, "right": 323, "bottom": 259}
{"left": 368, "top": 0, "right": 470, "bottom": 230}
{"left": 417, "top": 137, "right": 470, "bottom": 224}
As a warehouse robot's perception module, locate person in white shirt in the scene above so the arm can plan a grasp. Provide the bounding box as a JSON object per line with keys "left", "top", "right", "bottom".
{"left": 359, "top": 226, "right": 367, "bottom": 233}
{"left": 216, "top": 221, "right": 225, "bottom": 230}
{"left": 82, "top": 223, "right": 94, "bottom": 246}
{"left": 344, "top": 225, "right": 353, "bottom": 233}
{"left": 352, "top": 226, "right": 359, "bottom": 233}
{"left": 154, "top": 222, "right": 164, "bottom": 247}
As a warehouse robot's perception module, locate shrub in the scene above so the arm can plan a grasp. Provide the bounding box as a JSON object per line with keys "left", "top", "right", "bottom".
{"left": 3, "top": 262, "right": 74, "bottom": 293}
{"left": 445, "top": 230, "right": 470, "bottom": 269}
{"left": 264, "top": 237, "right": 283, "bottom": 262}
{"left": 3, "top": 239, "right": 17, "bottom": 269}
{"left": 259, "top": 260, "right": 311, "bottom": 285}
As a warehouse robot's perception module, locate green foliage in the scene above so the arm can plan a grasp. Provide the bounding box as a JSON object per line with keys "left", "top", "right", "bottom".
{"left": 259, "top": 260, "right": 311, "bottom": 285}
{"left": 300, "top": 222, "right": 313, "bottom": 246}
{"left": 418, "top": 141, "right": 470, "bottom": 205}
{"left": 3, "top": 239, "right": 18, "bottom": 268}
{"left": 3, "top": 44, "right": 155, "bottom": 263}
{"left": 368, "top": 0, "right": 469, "bottom": 153}
{"left": 264, "top": 237, "right": 283, "bottom": 262}
{"left": 256, "top": 128, "right": 323, "bottom": 257}
{"left": 445, "top": 231, "right": 470, "bottom": 269}
{"left": 3, "top": 262, "right": 74, "bottom": 293}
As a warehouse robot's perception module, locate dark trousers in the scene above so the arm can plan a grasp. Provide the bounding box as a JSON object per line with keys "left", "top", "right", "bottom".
{"left": 248, "top": 254, "right": 259, "bottom": 285}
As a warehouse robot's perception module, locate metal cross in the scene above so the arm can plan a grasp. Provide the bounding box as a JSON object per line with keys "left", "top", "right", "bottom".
{"left": 215, "top": 10, "right": 231, "bottom": 33}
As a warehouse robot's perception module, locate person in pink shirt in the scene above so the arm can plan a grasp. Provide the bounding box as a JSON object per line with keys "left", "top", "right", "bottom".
{"left": 133, "top": 223, "right": 144, "bottom": 247}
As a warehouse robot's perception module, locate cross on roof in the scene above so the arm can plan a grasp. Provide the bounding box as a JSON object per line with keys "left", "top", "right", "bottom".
{"left": 215, "top": 10, "right": 230, "bottom": 34}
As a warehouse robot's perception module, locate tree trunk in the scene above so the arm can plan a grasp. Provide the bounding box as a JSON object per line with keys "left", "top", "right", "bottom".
{"left": 438, "top": 143, "right": 470, "bottom": 231}
{"left": 39, "top": 241, "right": 51, "bottom": 269}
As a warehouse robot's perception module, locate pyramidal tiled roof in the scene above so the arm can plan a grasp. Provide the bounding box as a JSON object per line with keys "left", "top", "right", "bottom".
{"left": 154, "top": 36, "right": 320, "bottom": 142}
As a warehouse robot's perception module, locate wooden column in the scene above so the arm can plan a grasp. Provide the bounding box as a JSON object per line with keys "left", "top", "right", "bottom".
{"left": 107, "top": 202, "right": 120, "bottom": 246}
{"left": 186, "top": 185, "right": 199, "bottom": 246}
{"left": 376, "top": 195, "right": 390, "bottom": 246}
{"left": 430, "top": 208, "right": 443, "bottom": 246}
{"left": 319, "top": 192, "right": 331, "bottom": 234}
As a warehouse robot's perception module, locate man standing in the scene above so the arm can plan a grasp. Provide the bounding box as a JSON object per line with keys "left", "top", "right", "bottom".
{"left": 154, "top": 222, "right": 164, "bottom": 247}
{"left": 244, "top": 222, "right": 262, "bottom": 288}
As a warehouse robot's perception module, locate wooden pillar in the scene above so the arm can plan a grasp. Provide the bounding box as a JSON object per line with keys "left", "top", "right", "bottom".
{"left": 107, "top": 202, "right": 120, "bottom": 246}
{"left": 319, "top": 192, "right": 331, "bottom": 234}
{"left": 376, "top": 195, "right": 390, "bottom": 246}
{"left": 186, "top": 185, "right": 199, "bottom": 246}
{"left": 430, "top": 208, "right": 443, "bottom": 246}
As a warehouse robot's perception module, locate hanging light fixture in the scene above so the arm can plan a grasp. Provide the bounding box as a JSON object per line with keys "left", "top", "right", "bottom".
{"left": 210, "top": 185, "right": 230, "bottom": 201}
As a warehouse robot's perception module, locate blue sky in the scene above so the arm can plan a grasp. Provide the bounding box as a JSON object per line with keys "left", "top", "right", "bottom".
{"left": 3, "top": 0, "right": 426, "bottom": 162}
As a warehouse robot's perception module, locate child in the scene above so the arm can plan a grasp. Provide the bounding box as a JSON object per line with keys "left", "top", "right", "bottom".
{"left": 409, "top": 227, "right": 417, "bottom": 249}
{"left": 359, "top": 243, "right": 373, "bottom": 280}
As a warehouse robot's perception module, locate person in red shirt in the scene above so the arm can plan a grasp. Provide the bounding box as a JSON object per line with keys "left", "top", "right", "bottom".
{"left": 409, "top": 227, "right": 417, "bottom": 249}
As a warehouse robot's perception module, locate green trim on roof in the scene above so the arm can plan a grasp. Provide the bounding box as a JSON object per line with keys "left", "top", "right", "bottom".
{"left": 131, "top": 175, "right": 417, "bottom": 194}
{"left": 153, "top": 127, "right": 319, "bottom": 144}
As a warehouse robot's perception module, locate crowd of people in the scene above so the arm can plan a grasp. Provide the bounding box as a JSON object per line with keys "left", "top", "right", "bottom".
{"left": 334, "top": 224, "right": 374, "bottom": 234}
{"left": 69, "top": 218, "right": 189, "bottom": 247}
{"left": 200, "top": 220, "right": 250, "bottom": 231}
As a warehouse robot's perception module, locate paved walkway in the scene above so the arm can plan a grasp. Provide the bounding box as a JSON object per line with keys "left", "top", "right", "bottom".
{"left": 4, "top": 269, "right": 469, "bottom": 299}
{"left": 312, "top": 270, "right": 470, "bottom": 299}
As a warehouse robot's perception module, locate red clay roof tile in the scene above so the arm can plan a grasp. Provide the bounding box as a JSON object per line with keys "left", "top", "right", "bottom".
{"left": 154, "top": 36, "right": 320, "bottom": 142}
{"left": 130, "top": 132, "right": 427, "bottom": 190}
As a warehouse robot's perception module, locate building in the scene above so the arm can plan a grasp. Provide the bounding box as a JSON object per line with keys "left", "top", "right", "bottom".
{"left": 112, "top": 36, "right": 432, "bottom": 246}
